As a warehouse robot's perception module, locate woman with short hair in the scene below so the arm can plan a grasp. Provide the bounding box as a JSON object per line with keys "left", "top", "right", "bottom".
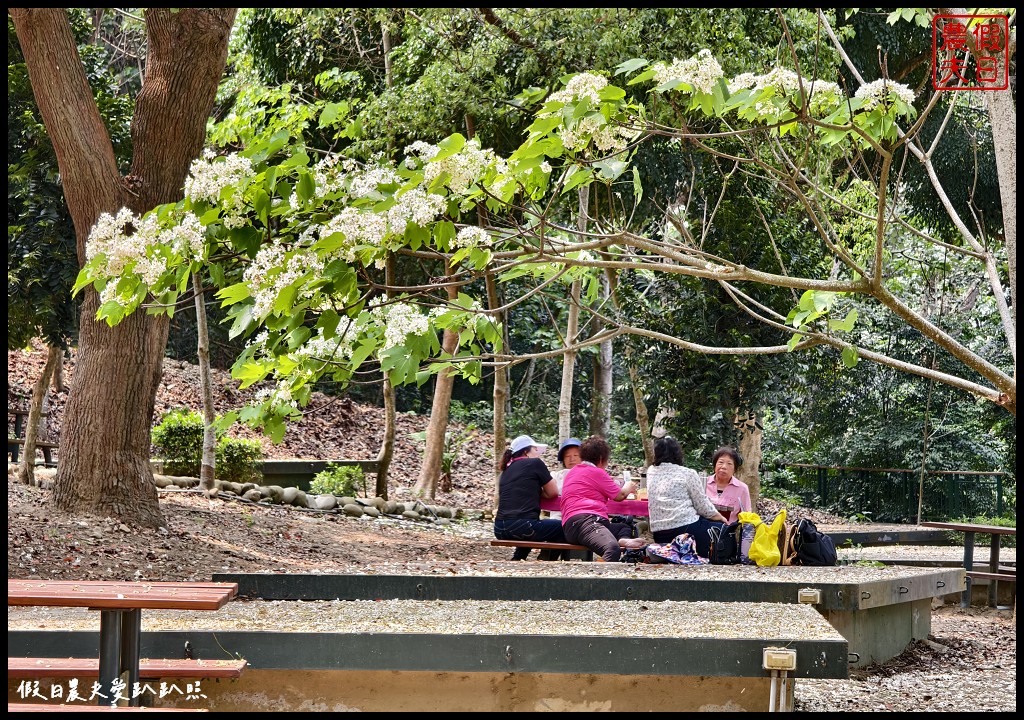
{"left": 560, "top": 436, "right": 645, "bottom": 562}
{"left": 705, "top": 446, "right": 752, "bottom": 524}
{"left": 646, "top": 437, "right": 727, "bottom": 558}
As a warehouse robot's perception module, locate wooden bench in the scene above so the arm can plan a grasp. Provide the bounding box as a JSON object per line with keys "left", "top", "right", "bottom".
{"left": 8, "top": 410, "right": 56, "bottom": 467}
{"left": 8, "top": 704, "right": 208, "bottom": 712}
{"left": 8, "top": 657, "right": 247, "bottom": 680}
{"left": 8, "top": 580, "right": 240, "bottom": 708}
{"left": 490, "top": 540, "right": 594, "bottom": 561}
{"left": 921, "top": 521, "right": 1017, "bottom": 607}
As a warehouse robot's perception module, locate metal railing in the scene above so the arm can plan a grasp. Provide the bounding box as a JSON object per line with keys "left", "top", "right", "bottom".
{"left": 768, "top": 464, "right": 1010, "bottom": 523}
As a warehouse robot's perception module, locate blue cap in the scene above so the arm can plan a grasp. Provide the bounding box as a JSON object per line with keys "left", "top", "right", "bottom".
{"left": 557, "top": 438, "right": 582, "bottom": 464}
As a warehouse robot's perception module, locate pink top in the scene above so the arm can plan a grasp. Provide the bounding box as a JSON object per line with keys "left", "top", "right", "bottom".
{"left": 705, "top": 475, "right": 752, "bottom": 524}
{"left": 560, "top": 463, "right": 622, "bottom": 524}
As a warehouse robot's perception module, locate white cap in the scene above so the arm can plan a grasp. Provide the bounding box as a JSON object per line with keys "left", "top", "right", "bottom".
{"left": 510, "top": 434, "right": 548, "bottom": 454}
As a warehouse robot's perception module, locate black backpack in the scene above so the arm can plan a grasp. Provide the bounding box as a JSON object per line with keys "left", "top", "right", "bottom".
{"left": 793, "top": 518, "right": 838, "bottom": 566}
{"left": 708, "top": 521, "right": 743, "bottom": 564}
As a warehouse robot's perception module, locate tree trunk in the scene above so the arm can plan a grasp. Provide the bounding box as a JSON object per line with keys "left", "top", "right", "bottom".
{"left": 986, "top": 86, "right": 1016, "bottom": 331}
{"left": 374, "top": 255, "right": 398, "bottom": 500}
{"left": 18, "top": 344, "right": 61, "bottom": 486}
{"left": 589, "top": 272, "right": 613, "bottom": 438}
{"left": 558, "top": 280, "right": 582, "bottom": 442}
{"left": 194, "top": 273, "right": 217, "bottom": 494}
{"left": 627, "top": 360, "right": 655, "bottom": 467}
{"left": 412, "top": 266, "right": 460, "bottom": 499}
{"left": 486, "top": 273, "right": 507, "bottom": 510}
{"left": 10, "top": 8, "right": 237, "bottom": 526}
{"left": 734, "top": 410, "right": 763, "bottom": 507}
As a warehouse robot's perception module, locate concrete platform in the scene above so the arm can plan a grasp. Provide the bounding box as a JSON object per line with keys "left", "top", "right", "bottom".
{"left": 213, "top": 564, "right": 962, "bottom": 668}
{"left": 8, "top": 599, "right": 845, "bottom": 712}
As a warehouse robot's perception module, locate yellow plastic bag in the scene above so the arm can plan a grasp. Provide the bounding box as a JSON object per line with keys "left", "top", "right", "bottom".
{"left": 742, "top": 508, "right": 786, "bottom": 567}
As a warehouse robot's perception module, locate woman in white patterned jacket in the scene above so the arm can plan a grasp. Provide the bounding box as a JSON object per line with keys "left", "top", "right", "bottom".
{"left": 646, "top": 436, "right": 727, "bottom": 558}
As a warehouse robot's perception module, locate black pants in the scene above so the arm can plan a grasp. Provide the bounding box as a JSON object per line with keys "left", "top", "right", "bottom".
{"left": 494, "top": 517, "right": 565, "bottom": 560}
{"left": 563, "top": 514, "right": 634, "bottom": 562}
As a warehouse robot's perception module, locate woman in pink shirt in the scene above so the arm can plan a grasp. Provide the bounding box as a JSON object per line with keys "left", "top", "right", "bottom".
{"left": 704, "top": 446, "right": 752, "bottom": 524}
{"left": 560, "top": 436, "right": 646, "bottom": 561}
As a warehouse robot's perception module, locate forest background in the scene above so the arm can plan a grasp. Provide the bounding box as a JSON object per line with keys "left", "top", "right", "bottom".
{"left": 7, "top": 8, "right": 1015, "bottom": 526}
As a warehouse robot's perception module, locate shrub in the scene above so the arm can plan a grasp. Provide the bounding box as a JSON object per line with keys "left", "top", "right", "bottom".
{"left": 151, "top": 409, "right": 204, "bottom": 476}
{"left": 216, "top": 437, "right": 264, "bottom": 484}
{"left": 152, "top": 407, "right": 264, "bottom": 483}
{"left": 310, "top": 464, "right": 366, "bottom": 497}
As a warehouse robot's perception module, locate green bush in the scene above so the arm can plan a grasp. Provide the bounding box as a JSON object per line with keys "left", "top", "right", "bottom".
{"left": 216, "top": 437, "right": 264, "bottom": 484}
{"left": 152, "top": 409, "right": 204, "bottom": 476}
{"left": 152, "top": 408, "right": 264, "bottom": 483}
{"left": 310, "top": 464, "right": 366, "bottom": 497}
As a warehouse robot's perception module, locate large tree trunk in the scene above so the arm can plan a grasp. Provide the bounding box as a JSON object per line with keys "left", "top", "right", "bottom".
{"left": 10, "top": 8, "right": 237, "bottom": 527}
{"left": 734, "top": 410, "right": 763, "bottom": 508}
{"left": 18, "top": 344, "right": 61, "bottom": 486}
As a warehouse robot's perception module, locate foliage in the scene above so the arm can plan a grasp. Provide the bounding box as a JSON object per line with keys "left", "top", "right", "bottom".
{"left": 151, "top": 409, "right": 205, "bottom": 476}
{"left": 408, "top": 425, "right": 477, "bottom": 492}
{"left": 73, "top": 12, "right": 1014, "bottom": 476}
{"left": 215, "top": 437, "right": 264, "bottom": 485}
{"left": 7, "top": 11, "right": 134, "bottom": 351}
{"left": 310, "top": 463, "right": 366, "bottom": 497}
{"left": 151, "top": 408, "right": 264, "bottom": 482}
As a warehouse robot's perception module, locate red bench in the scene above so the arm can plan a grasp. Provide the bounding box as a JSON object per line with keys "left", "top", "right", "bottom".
{"left": 8, "top": 657, "right": 247, "bottom": 680}
{"left": 490, "top": 540, "right": 594, "bottom": 561}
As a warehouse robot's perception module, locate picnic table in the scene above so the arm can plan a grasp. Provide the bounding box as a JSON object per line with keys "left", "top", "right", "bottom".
{"left": 919, "top": 521, "right": 1017, "bottom": 607}
{"left": 540, "top": 496, "right": 649, "bottom": 516}
{"left": 8, "top": 409, "right": 57, "bottom": 466}
{"left": 8, "top": 580, "right": 239, "bottom": 707}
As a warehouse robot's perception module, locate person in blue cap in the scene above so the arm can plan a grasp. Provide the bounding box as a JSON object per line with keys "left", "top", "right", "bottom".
{"left": 493, "top": 434, "right": 566, "bottom": 559}
{"left": 548, "top": 438, "right": 583, "bottom": 520}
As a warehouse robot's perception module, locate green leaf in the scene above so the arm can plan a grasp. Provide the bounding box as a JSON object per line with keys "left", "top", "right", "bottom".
{"left": 594, "top": 159, "right": 627, "bottom": 181}
{"left": 828, "top": 309, "right": 858, "bottom": 333}
{"left": 841, "top": 346, "right": 859, "bottom": 368}
{"left": 627, "top": 67, "right": 657, "bottom": 86}
{"left": 614, "top": 58, "right": 649, "bottom": 76}
{"left": 631, "top": 167, "right": 643, "bottom": 205}
{"left": 561, "top": 166, "right": 594, "bottom": 194}
{"left": 433, "top": 133, "right": 466, "bottom": 162}
{"left": 296, "top": 171, "right": 315, "bottom": 203}
{"left": 217, "top": 282, "right": 252, "bottom": 306}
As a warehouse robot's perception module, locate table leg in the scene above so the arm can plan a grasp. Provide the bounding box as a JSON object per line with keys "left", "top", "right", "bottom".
{"left": 120, "top": 609, "right": 142, "bottom": 706}
{"left": 98, "top": 610, "right": 123, "bottom": 706}
{"left": 988, "top": 536, "right": 1001, "bottom": 608}
{"left": 960, "top": 532, "right": 975, "bottom": 608}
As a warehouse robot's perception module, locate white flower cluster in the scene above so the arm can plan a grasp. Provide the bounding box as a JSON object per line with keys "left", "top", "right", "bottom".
{"left": 294, "top": 326, "right": 355, "bottom": 364}
{"left": 651, "top": 49, "right": 724, "bottom": 94}
{"left": 86, "top": 208, "right": 206, "bottom": 305}
{"left": 370, "top": 302, "right": 432, "bottom": 351}
{"left": 559, "top": 115, "right": 635, "bottom": 154}
{"left": 348, "top": 165, "right": 402, "bottom": 199}
{"left": 404, "top": 141, "right": 440, "bottom": 169}
{"left": 854, "top": 78, "right": 916, "bottom": 111}
{"left": 242, "top": 240, "right": 325, "bottom": 319}
{"left": 547, "top": 72, "right": 608, "bottom": 107}
{"left": 419, "top": 139, "right": 509, "bottom": 197}
{"left": 183, "top": 151, "right": 255, "bottom": 228}
{"left": 254, "top": 383, "right": 299, "bottom": 413}
{"left": 728, "top": 68, "right": 843, "bottom": 120}
{"left": 453, "top": 226, "right": 491, "bottom": 249}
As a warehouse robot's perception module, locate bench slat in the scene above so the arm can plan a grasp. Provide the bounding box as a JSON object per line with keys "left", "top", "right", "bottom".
{"left": 490, "top": 540, "right": 589, "bottom": 551}
{"left": 966, "top": 571, "right": 1017, "bottom": 582}
{"left": 8, "top": 708, "right": 206, "bottom": 712}
{"left": 9, "top": 657, "right": 247, "bottom": 680}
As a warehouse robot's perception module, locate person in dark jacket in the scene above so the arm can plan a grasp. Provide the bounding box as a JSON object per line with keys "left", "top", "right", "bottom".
{"left": 493, "top": 434, "right": 565, "bottom": 560}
